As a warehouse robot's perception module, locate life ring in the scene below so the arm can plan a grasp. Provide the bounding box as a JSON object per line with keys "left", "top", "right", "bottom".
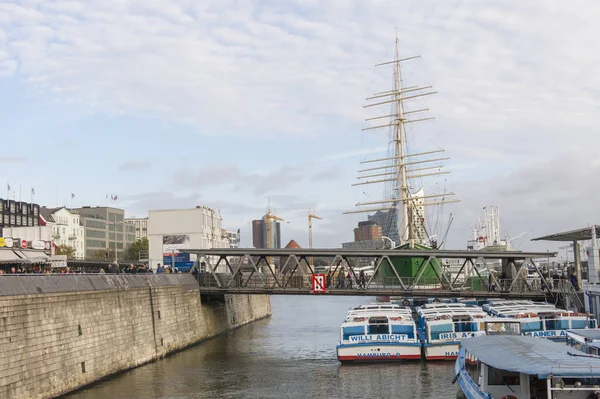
{"left": 573, "top": 312, "right": 579, "bottom": 317}
{"left": 433, "top": 298, "right": 441, "bottom": 303}
{"left": 402, "top": 299, "right": 411, "bottom": 306}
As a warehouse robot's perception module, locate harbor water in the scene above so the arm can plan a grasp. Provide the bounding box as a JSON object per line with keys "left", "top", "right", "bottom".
{"left": 64, "top": 296, "right": 462, "bottom": 399}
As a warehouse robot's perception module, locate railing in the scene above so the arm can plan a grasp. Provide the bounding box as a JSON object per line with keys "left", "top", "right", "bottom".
{"left": 195, "top": 272, "right": 545, "bottom": 293}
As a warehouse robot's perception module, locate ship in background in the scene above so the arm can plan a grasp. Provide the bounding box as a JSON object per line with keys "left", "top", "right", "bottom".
{"left": 344, "top": 31, "right": 459, "bottom": 283}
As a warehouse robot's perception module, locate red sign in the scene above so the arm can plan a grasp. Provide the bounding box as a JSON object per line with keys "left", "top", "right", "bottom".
{"left": 21, "top": 240, "right": 27, "bottom": 249}
{"left": 311, "top": 274, "right": 326, "bottom": 293}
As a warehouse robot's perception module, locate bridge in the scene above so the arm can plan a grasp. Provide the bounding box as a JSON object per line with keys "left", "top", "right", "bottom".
{"left": 183, "top": 248, "right": 557, "bottom": 300}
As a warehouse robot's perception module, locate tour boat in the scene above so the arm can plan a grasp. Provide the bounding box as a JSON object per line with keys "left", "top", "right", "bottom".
{"left": 455, "top": 334, "right": 600, "bottom": 399}
{"left": 566, "top": 329, "right": 600, "bottom": 355}
{"left": 482, "top": 300, "right": 597, "bottom": 340}
{"left": 416, "top": 303, "right": 488, "bottom": 361}
{"left": 336, "top": 303, "right": 420, "bottom": 362}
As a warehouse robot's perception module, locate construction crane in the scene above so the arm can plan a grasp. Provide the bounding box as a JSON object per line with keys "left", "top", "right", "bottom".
{"left": 265, "top": 211, "right": 284, "bottom": 266}
{"left": 308, "top": 210, "right": 322, "bottom": 267}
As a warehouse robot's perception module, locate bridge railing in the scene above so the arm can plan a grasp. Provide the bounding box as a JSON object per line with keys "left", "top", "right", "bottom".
{"left": 196, "top": 273, "right": 544, "bottom": 293}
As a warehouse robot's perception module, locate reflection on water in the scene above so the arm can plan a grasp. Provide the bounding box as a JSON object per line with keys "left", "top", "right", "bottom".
{"left": 64, "top": 296, "right": 462, "bottom": 399}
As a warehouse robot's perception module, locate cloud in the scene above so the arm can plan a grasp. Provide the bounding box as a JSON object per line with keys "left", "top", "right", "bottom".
{"left": 0, "top": 157, "right": 25, "bottom": 163}
{"left": 118, "top": 160, "right": 152, "bottom": 172}
{"left": 174, "top": 163, "right": 304, "bottom": 195}
{"left": 123, "top": 190, "right": 203, "bottom": 216}
{"left": 312, "top": 166, "right": 343, "bottom": 182}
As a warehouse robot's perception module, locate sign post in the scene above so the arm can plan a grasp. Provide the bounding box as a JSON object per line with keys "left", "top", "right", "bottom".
{"left": 311, "top": 273, "right": 326, "bottom": 294}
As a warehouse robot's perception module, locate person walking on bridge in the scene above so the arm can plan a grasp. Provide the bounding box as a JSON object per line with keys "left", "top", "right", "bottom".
{"left": 358, "top": 270, "right": 366, "bottom": 289}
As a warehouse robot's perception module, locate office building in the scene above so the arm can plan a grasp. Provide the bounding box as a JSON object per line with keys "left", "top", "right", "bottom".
{"left": 72, "top": 206, "right": 136, "bottom": 261}
{"left": 125, "top": 217, "right": 148, "bottom": 240}
{"left": 252, "top": 217, "right": 281, "bottom": 249}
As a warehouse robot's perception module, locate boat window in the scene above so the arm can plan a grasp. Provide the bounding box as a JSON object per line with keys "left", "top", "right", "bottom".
{"left": 391, "top": 325, "right": 414, "bottom": 338}
{"left": 521, "top": 320, "right": 542, "bottom": 334}
{"left": 571, "top": 319, "right": 587, "bottom": 329}
{"left": 574, "top": 343, "right": 582, "bottom": 351}
{"left": 342, "top": 326, "right": 365, "bottom": 340}
{"left": 368, "top": 317, "right": 389, "bottom": 335}
{"left": 487, "top": 366, "right": 520, "bottom": 386}
{"left": 590, "top": 319, "right": 598, "bottom": 328}
{"left": 429, "top": 323, "right": 453, "bottom": 340}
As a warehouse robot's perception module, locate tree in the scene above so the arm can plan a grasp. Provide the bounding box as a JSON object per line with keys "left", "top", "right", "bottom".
{"left": 128, "top": 237, "right": 149, "bottom": 261}
{"left": 91, "top": 249, "right": 108, "bottom": 260}
{"left": 55, "top": 244, "right": 76, "bottom": 259}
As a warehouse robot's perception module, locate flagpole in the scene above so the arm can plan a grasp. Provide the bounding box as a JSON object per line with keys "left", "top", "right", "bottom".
{"left": 19, "top": 185, "right": 21, "bottom": 203}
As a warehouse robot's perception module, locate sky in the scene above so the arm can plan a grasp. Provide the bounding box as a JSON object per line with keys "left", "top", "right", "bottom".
{"left": 1, "top": 0, "right": 600, "bottom": 259}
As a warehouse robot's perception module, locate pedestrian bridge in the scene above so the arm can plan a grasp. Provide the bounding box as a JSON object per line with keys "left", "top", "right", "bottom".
{"left": 184, "top": 248, "right": 556, "bottom": 300}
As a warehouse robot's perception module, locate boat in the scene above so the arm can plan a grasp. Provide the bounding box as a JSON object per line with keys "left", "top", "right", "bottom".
{"left": 336, "top": 303, "right": 420, "bottom": 362}
{"left": 482, "top": 300, "right": 597, "bottom": 340}
{"left": 344, "top": 32, "right": 458, "bottom": 285}
{"left": 566, "top": 329, "right": 600, "bottom": 356}
{"left": 455, "top": 334, "right": 600, "bottom": 398}
{"left": 416, "top": 303, "right": 488, "bottom": 360}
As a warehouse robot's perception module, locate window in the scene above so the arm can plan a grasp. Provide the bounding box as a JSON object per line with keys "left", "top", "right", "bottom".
{"left": 487, "top": 366, "right": 520, "bottom": 385}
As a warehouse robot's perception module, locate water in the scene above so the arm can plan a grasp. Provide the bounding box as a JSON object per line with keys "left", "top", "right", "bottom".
{"left": 64, "top": 296, "right": 463, "bottom": 399}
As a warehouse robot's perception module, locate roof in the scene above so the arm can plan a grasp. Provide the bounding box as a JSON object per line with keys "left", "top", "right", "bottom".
{"left": 567, "top": 329, "right": 600, "bottom": 341}
{"left": 284, "top": 239, "right": 301, "bottom": 249}
{"left": 39, "top": 207, "right": 57, "bottom": 223}
{"left": 532, "top": 226, "right": 600, "bottom": 242}
{"left": 461, "top": 335, "right": 600, "bottom": 378}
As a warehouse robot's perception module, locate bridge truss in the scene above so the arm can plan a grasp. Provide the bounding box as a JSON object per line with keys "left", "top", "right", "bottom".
{"left": 183, "top": 248, "right": 556, "bottom": 299}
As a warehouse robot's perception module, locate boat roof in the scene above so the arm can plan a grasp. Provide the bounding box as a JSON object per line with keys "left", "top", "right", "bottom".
{"left": 417, "top": 304, "right": 487, "bottom": 319}
{"left": 567, "top": 329, "right": 600, "bottom": 342}
{"left": 461, "top": 335, "right": 600, "bottom": 378}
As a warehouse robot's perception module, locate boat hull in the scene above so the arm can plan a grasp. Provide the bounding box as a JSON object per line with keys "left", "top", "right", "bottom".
{"left": 423, "top": 342, "right": 460, "bottom": 360}
{"left": 336, "top": 343, "right": 421, "bottom": 362}
{"left": 455, "top": 347, "right": 490, "bottom": 399}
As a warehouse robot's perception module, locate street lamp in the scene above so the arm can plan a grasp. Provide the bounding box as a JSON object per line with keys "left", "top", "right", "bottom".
{"left": 381, "top": 236, "right": 395, "bottom": 249}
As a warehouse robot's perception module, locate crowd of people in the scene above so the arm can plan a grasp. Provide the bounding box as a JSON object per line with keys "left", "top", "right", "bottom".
{"left": 325, "top": 269, "right": 368, "bottom": 289}
{"left": 0, "top": 262, "right": 179, "bottom": 275}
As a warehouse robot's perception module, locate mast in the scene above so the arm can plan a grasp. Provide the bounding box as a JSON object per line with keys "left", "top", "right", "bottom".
{"left": 344, "top": 31, "right": 459, "bottom": 247}
{"left": 394, "top": 30, "right": 411, "bottom": 247}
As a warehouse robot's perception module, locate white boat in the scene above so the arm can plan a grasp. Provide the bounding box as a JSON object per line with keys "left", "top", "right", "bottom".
{"left": 482, "top": 299, "right": 597, "bottom": 340}
{"left": 416, "top": 303, "right": 488, "bottom": 361}
{"left": 455, "top": 334, "right": 600, "bottom": 399}
{"left": 566, "top": 329, "right": 600, "bottom": 356}
{"left": 336, "top": 303, "right": 420, "bottom": 362}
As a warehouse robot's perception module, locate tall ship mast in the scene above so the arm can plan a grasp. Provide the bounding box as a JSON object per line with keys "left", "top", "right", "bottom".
{"left": 345, "top": 33, "right": 459, "bottom": 250}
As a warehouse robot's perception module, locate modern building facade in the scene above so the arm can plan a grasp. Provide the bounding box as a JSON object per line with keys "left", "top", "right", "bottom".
{"left": 125, "top": 217, "right": 148, "bottom": 240}
{"left": 148, "top": 206, "right": 229, "bottom": 271}
{"left": 252, "top": 218, "right": 281, "bottom": 249}
{"left": 72, "top": 206, "right": 135, "bottom": 261}
{"left": 368, "top": 207, "right": 399, "bottom": 247}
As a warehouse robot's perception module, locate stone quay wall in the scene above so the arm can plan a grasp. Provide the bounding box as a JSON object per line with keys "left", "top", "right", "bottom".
{"left": 0, "top": 274, "right": 271, "bottom": 399}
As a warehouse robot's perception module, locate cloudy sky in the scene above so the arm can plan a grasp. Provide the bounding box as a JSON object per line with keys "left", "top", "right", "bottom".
{"left": 1, "top": 0, "right": 599, "bottom": 259}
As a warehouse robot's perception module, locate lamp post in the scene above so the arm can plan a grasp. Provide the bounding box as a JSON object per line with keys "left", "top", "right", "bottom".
{"left": 381, "top": 236, "right": 395, "bottom": 249}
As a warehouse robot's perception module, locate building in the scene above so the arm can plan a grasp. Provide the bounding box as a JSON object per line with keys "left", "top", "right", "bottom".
{"left": 408, "top": 188, "right": 427, "bottom": 244}
{"left": 39, "top": 207, "right": 85, "bottom": 259}
{"left": 366, "top": 188, "right": 427, "bottom": 246}
{"left": 252, "top": 220, "right": 264, "bottom": 248}
{"left": 354, "top": 220, "right": 382, "bottom": 242}
{"left": 72, "top": 206, "right": 136, "bottom": 261}
{"left": 252, "top": 218, "right": 281, "bottom": 249}
{"left": 125, "top": 217, "right": 148, "bottom": 240}
{"left": 0, "top": 198, "right": 40, "bottom": 236}
{"left": 148, "top": 206, "right": 229, "bottom": 271}
{"left": 368, "top": 207, "right": 399, "bottom": 246}
{"left": 226, "top": 229, "right": 240, "bottom": 248}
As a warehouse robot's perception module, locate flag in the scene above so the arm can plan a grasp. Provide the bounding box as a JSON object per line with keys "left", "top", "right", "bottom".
{"left": 71, "top": 193, "right": 75, "bottom": 199}
{"left": 6, "top": 182, "right": 10, "bottom": 191}
{"left": 105, "top": 193, "right": 108, "bottom": 199}
{"left": 31, "top": 187, "right": 35, "bottom": 195}
{"left": 110, "top": 194, "right": 114, "bottom": 200}
{"left": 113, "top": 195, "right": 118, "bottom": 201}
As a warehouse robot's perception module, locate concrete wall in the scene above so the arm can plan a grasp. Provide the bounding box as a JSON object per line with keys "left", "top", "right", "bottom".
{"left": 0, "top": 274, "right": 271, "bottom": 399}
